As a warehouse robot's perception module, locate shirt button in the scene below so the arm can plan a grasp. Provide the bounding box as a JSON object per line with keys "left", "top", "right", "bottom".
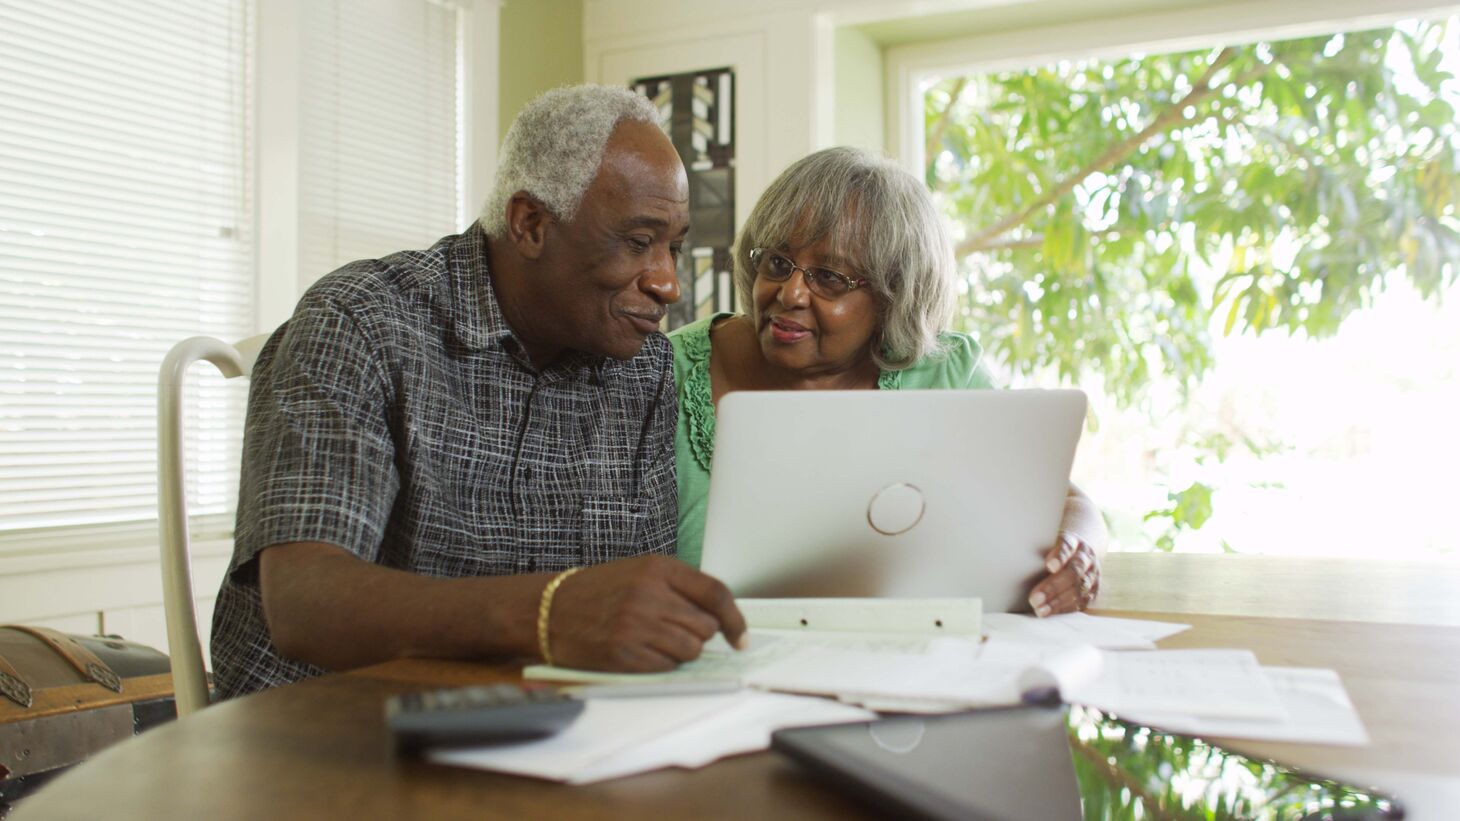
{"left": 522, "top": 466, "right": 533, "bottom": 481}
{"left": 527, "top": 557, "right": 538, "bottom": 571}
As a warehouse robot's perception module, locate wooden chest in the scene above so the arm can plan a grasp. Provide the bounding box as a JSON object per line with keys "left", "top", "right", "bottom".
{"left": 0, "top": 626, "right": 175, "bottom": 811}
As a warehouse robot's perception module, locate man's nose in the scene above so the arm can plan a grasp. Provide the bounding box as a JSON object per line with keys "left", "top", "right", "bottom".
{"left": 642, "top": 253, "right": 681, "bottom": 304}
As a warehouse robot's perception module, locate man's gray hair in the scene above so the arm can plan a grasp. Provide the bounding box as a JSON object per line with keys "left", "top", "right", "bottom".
{"left": 733, "top": 147, "right": 957, "bottom": 371}
{"left": 482, "top": 85, "right": 661, "bottom": 238}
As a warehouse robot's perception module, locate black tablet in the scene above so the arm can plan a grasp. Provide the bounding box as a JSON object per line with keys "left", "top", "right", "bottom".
{"left": 772, "top": 704, "right": 1403, "bottom": 820}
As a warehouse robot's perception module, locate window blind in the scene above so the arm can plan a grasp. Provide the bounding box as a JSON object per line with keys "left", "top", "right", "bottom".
{"left": 0, "top": 0, "right": 255, "bottom": 546}
{"left": 298, "top": 0, "right": 465, "bottom": 281}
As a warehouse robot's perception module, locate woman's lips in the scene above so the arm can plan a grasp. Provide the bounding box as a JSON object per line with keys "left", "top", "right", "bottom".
{"left": 769, "top": 316, "right": 811, "bottom": 344}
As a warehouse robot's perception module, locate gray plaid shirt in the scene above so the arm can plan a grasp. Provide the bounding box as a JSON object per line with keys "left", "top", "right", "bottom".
{"left": 210, "top": 224, "right": 677, "bottom": 699}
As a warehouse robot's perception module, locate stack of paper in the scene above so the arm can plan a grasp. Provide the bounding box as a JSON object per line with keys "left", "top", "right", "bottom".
{"left": 440, "top": 610, "right": 1370, "bottom": 784}
{"left": 984, "top": 611, "right": 1191, "bottom": 648}
{"left": 429, "top": 690, "right": 873, "bottom": 784}
{"left": 738, "top": 639, "right": 1288, "bottom": 718}
{"left": 1117, "top": 667, "right": 1369, "bottom": 745}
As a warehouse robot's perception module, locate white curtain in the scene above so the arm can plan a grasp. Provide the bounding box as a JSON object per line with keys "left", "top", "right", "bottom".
{"left": 298, "top": 0, "right": 465, "bottom": 282}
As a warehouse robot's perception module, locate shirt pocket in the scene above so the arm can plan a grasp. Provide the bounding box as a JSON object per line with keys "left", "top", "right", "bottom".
{"left": 580, "top": 494, "right": 645, "bottom": 566}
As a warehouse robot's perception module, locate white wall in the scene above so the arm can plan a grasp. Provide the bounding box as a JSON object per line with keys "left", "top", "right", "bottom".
{"left": 834, "top": 27, "right": 885, "bottom": 152}
{"left": 586, "top": 11, "right": 821, "bottom": 232}
{"left": 583, "top": 0, "right": 939, "bottom": 222}
{"left": 0, "top": 543, "right": 231, "bottom": 664}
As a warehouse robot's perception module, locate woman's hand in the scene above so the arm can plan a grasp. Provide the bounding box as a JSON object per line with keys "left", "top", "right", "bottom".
{"left": 1028, "top": 532, "right": 1100, "bottom": 616}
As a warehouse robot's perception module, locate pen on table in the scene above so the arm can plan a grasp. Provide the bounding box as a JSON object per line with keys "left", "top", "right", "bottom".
{"left": 560, "top": 679, "right": 742, "bottom": 699}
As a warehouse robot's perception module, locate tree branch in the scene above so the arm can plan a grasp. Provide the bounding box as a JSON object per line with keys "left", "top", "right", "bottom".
{"left": 956, "top": 47, "right": 1256, "bottom": 258}
{"left": 925, "top": 77, "right": 969, "bottom": 174}
{"left": 976, "top": 234, "right": 1045, "bottom": 251}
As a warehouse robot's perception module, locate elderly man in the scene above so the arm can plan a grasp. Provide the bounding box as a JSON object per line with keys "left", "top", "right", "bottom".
{"left": 211, "top": 85, "right": 746, "bottom": 699}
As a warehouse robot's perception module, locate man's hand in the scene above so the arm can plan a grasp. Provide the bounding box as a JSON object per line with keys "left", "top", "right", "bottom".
{"left": 1028, "top": 532, "right": 1101, "bottom": 616}
{"left": 546, "top": 555, "right": 747, "bottom": 672}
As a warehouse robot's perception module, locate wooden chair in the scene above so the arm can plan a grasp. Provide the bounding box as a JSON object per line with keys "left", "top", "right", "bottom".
{"left": 156, "top": 334, "right": 269, "bottom": 715}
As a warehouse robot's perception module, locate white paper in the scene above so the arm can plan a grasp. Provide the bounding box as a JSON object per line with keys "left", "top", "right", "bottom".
{"left": 745, "top": 636, "right": 1077, "bottom": 708}
{"left": 830, "top": 641, "right": 1104, "bottom": 713}
{"left": 737, "top": 597, "right": 982, "bottom": 635}
{"left": 428, "top": 690, "right": 873, "bottom": 784}
{"left": 1069, "top": 613, "right": 1192, "bottom": 643}
{"left": 1072, "top": 649, "right": 1287, "bottom": 720}
{"left": 744, "top": 638, "right": 1285, "bottom": 724}
{"left": 1016, "top": 643, "right": 1105, "bottom": 698}
{"left": 983, "top": 612, "right": 1190, "bottom": 650}
{"left": 523, "top": 629, "right": 938, "bottom": 686}
{"left": 524, "top": 613, "right": 1191, "bottom": 687}
{"left": 1118, "top": 667, "right": 1369, "bottom": 746}
{"left": 569, "top": 692, "right": 874, "bottom": 783}
{"left": 429, "top": 692, "right": 740, "bottom": 780}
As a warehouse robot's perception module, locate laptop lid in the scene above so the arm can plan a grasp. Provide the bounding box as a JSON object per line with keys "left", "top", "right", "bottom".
{"left": 699, "top": 389, "right": 1086, "bottom": 612}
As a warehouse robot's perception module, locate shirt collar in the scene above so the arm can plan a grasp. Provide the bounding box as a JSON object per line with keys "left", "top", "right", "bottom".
{"left": 447, "top": 222, "right": 514, "bottom": 353}
{"left": 449, "top": 222, "right": 618, "bottom": 381}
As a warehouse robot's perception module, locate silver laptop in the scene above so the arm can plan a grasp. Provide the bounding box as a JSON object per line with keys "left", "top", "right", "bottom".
{"left": 699, "top": 389, "right": 1086, "bottom": 613}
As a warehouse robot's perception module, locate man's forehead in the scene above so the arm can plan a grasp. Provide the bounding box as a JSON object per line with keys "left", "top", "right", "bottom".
{"left": 605, "top": 120, "right": 684, "bottom": 170}
{"left": 618, "top": 213, "right": 689, "bottom": 230}
{"left": 585, "top": 127, "right": 691, "bottom": 224}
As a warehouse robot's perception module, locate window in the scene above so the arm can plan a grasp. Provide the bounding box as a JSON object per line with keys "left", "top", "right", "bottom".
{"left": 0, "top": 0, "right": 256, "bottom": 549}
{"left": 298, "top": 0, "right": 467, "bottom": 278}
{"left": 917, "top": 16, "right": 1460, "bottom": 559}
{"left": 0, "top": 0, "right": 470, "bottom": 557}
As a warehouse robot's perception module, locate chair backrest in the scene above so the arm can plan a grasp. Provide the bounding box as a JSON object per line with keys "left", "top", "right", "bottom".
{"left": 156, "top": 333, "right": 270, "bottom": 716}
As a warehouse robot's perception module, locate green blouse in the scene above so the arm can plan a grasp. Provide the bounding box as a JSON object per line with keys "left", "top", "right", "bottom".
{"left": 668, "top": 313, "right": 996, "bottom": 568}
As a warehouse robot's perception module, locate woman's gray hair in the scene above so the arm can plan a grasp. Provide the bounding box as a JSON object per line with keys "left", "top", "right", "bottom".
{"left": 482, "top": 85, "right": 661, "bottom": 238}
{"left": 734, "top": 147, "right": 957, "bottom": 371}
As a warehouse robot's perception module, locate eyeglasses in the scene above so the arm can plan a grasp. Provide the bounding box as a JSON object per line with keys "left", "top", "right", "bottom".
{"left": 749, "top": 248, "right": 868, "bottom": 300}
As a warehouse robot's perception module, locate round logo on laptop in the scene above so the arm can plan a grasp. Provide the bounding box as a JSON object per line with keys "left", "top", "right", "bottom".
{"left": 866, "top": 483, "right": 926, "bottom": 536}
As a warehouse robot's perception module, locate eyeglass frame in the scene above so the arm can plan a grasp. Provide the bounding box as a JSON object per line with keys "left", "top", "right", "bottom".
{"left": 748, "top": 247, "right": 870, "bottom": 299}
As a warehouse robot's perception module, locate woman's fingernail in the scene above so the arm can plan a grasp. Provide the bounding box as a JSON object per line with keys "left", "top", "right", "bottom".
{"left": 734, "top": 635, "right": 749, "bottom": 651}
{"left": 1036, "top": 604, "right": 1052, "bottom": 617}
{"left": 1030, "top": 591, "right": 1047, "bottom": 607}
{"left": 1045, "top": 557, "right": 1060, "bottom": 572}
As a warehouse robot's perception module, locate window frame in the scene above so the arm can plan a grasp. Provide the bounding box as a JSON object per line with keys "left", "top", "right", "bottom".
{"left": 883, "top": 0, "right": 1460, "bottom": 175}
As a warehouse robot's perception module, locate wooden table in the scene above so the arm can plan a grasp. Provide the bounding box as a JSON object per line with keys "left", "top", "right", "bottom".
{"left": 1099, "top": 552, "right": 1460, "bottom": 627}
{"left": 13, "top": 555, "right": 1460, "bottom": 820}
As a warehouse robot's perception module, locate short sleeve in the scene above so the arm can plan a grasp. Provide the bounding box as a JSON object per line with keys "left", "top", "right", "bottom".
{"left": 956, "top": 335, "right": 997, "bottom": 390}
{"left": 230, "top": 298, "right": 399, "bottom": 576}
{"left": 892, "top": 331, "right": 998, "bottom": 391}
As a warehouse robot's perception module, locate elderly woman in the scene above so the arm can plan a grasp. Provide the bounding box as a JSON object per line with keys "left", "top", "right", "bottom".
{"left": 669, "top": 146, "right": 1106, "bottom": 616}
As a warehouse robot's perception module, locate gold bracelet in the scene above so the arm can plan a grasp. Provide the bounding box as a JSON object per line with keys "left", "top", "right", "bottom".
{"left": 536, "top": 567, "right": 583, "bottom": 667}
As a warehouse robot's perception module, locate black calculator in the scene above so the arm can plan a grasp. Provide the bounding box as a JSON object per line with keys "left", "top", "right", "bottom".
{"left": 385, "top": 683, "right": 585, "bottom": 753}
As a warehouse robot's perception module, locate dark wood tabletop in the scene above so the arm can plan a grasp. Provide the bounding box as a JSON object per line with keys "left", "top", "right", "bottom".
{"left": 11, "top": 546, "right": 1460, "bottom": 812}
{"left": 13, "top": 553, "right": 1460, "bottom": 820}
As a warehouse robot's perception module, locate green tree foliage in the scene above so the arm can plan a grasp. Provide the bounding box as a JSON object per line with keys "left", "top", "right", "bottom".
{"left": 927, "top": 21, "right": 1460, "bottom": 408}
{"left": 1067, "top": 706, "right": 1397, "bottom": 818}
